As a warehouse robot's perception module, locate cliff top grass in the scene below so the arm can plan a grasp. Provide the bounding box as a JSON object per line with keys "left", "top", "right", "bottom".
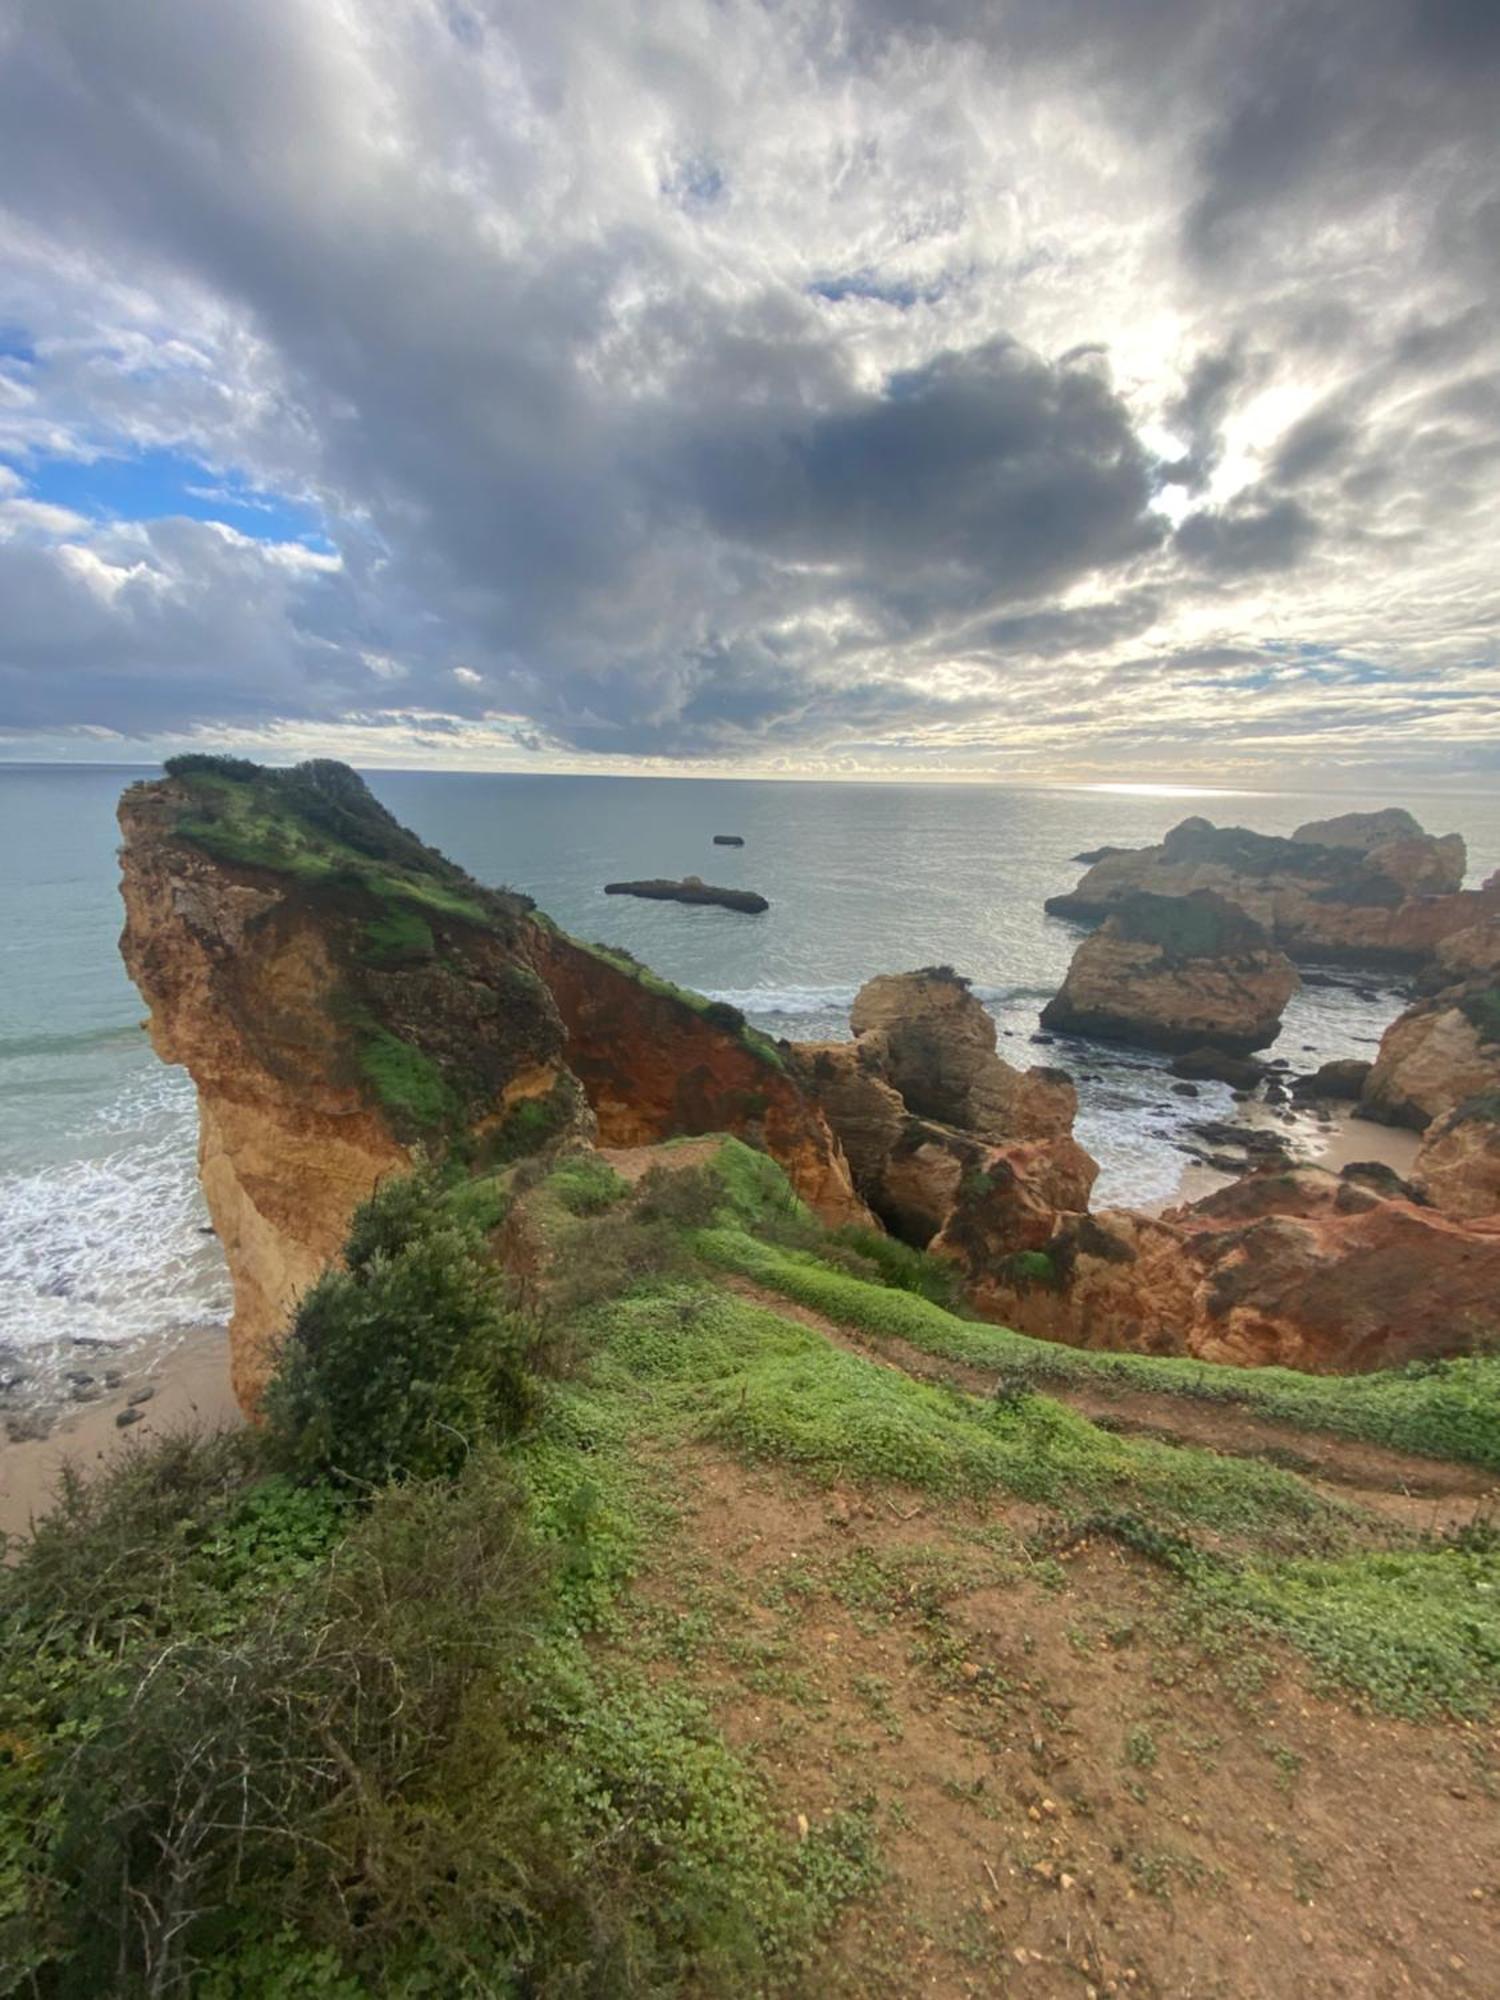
{"left": 4, "top": 1138, "right": 1499, "bottom": 1993}
{"left": 159, "top": 753, "right": 517, "bottom": 928}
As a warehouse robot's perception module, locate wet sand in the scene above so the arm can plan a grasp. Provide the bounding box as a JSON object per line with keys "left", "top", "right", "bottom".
{"left": 0, "top": 1323, "right": 239, "bottom": 1546}
{"left": 1165, "top": 1101, "right": 1421, "bottom": 1212}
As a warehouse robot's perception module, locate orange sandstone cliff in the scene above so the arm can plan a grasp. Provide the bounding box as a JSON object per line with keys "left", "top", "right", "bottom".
{"left": 118, "top": 758, "right": 861, "bottom": 1412}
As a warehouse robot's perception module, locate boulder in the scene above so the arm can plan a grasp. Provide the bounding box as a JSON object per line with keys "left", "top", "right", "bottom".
{"left": 712, "top": 834, "right": 745, "bottom": 847}
{"left": 1045, "top": 812, "right": 1486, "bottom": 966}
{"left": 1413, "top": 1093, "right": 1500, "bottom": 1219}
{"left": 1291, "top": 1058, "right": 1372, "bottom": 1102}
{"left": 1435, "top": 914, "right": 1500, "bottom": 985}
{"left": 1360, "top": 979, "right": 1500, "bottom": 1129}
{"left": 1040, "top": 891, "right": 1299, "bottom": 1053}
{"left": 849, "top": 968, "right": 1077, "bottom": 1141}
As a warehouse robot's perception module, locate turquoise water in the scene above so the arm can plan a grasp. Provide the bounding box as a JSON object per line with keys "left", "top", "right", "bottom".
{"left": 2, "top": 765, "right": 1496, "bottom": 1394}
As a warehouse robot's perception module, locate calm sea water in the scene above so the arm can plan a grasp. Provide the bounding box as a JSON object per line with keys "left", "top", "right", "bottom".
{"left": 2, "top": 766, "right": 1497, "bottom": 1397}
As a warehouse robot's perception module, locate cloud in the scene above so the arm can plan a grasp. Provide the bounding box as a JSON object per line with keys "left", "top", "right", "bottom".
{"left": 0, "top": 0, "right": 1495, "bottom": 782}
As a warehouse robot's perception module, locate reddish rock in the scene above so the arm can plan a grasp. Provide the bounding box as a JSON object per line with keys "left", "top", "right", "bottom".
{"left": 1360, "top": 980, "right": 1500, "bottom": 1129}
{"left": 963, "top": 1166, "right": 1500, "bottom": 1372}
{"left": 527, "top": 929, "right": 867, "bottom": 1227}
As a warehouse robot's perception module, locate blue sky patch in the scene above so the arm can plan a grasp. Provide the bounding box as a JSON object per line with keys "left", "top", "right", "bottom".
{"left": 14, "top": 447, "right": 333, "bottom": 549}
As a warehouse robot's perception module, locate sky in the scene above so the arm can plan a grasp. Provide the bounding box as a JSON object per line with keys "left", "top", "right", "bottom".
{"left": 0, "top": 0, "right": 1497, "bottom": 788}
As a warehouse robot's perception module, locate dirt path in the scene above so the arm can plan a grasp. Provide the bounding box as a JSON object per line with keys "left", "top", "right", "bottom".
{"left": 625, "top": 1435, "right": 1500, "bottom": 1999}
{"left": 721, "top": 1276, "right": 1498, "bottom": 1536}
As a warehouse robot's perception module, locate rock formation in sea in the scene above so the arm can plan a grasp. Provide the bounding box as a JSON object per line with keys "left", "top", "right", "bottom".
{"left": 789, "top": 968, "right": 1089, "bottom": 1245}
{"left": 604, "top": 876, "right": 768, "bottom": 913}
{"left": 1040, "top": 891, "right": 1299, "bottom": 1053}
{"left": 712, "top": 834, "right": 745, "bottom": 846}
{"left": 118, "top": 758, "right": 858, "bottom": 1409}
{"left": 1360, "top": 968, "right": 1500, "bottom": 1130}
{"left": 1045, "top": 812, "right": 1494, "bottom": 966}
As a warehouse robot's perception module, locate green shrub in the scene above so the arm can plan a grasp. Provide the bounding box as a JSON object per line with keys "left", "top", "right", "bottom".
{"left": 357, "top": 1026, "right": 454, "bottom": 1133}
{"left": 163, "top": 751, "right": 263, "bottom": 782}
{"left": 548, "top": 1154, "right": 631, "bottom": 1216}
{"left": 635, "top": 1160, "right": 729, "bottom": 1228}
{"left": 263, "top": 1166, "right": 533, "bottom": 1484}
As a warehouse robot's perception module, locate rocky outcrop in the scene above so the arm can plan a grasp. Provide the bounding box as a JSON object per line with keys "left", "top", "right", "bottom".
{"left": 712, "top": 834, "right": 745, "bottom": 847}
{"left": 1040, "top": 892, "right": 1298, "bottom": 1053}
{"left": 118, "top": 763, "right": 583, "bottom": 1412}
{"left": 847, "top": 969, "right": 1077, "bottom": 1141}
{"left": 604, "top": 876, "right": 768, "bottom": 913}
{"left": 528, "top": 931, "right": 866, "bottom": 1227}
{"left": 1046, "top": 813, "right": 1489, "bottom": 966}
{"left": 119, "top": 759, "right": 866, "bottom": 1409}
{"left": 1360, "top": 979, "right": 1500, "bottom": 1129}
{"left": 1434, "top": 910, "right": 1500, "bottom": 985}
{"left": 1414, "top": 1094, "right": 1500, "bottom": 1220}
{"left": 948, "top": 1164, "right": 1500, "bottom": 1372}
{"left": 790, "top": 969, "right": 1087, "bottom": 1249}
{"left": 1290, "top": 807, "right": 1425, "bottom": 851}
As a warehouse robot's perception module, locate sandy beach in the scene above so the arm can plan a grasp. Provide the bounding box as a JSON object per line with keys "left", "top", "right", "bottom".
{"left": 1164, "top": 1100, "right": 1421, "bottom": 1212}
{"left": 0, "top": 1323, "right": 239, "bottom": 1546}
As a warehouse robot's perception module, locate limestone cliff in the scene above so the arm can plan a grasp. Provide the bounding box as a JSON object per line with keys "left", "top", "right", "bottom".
{"left": 1360, "top": 977, "right": 1500, "bottom": 1129}
{"left": 1040, "top": 891, "right": 1299, "bottom": 1053}
{"left": 1414, "top": 1094, "right": 1500, "bottom": 1220}
{"left": 119, "top": 760, "right": 581, "bottom": 1411}
{"left": 1045, "top": 813, "right": 1490, "bottom": 966}
{"left": 120, "top": 758, "right": 865, "bottom": 1409}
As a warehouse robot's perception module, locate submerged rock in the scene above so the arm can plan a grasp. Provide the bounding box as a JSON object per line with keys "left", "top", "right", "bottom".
{"left": 1041, "top": 891, "right": 1299, "bottom": 1053}
{"left": 604, "top": 876, "right": 768, "bottom": 913}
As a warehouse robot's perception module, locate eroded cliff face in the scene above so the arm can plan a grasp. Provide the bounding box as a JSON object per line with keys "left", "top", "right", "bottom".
{"left": 119, "top": 769, "right": 579, "bottom": 1411}
{"left": 119, "top": 761, "right": 867, "bottom": 1412}
{"left": 526, "top": 927, "right": 867, "bottom": 1226}
{"left": 1361, "top": 980, "right": 1500, "bottom": 1130}
{"left": 788, "top": 969, "right": 1086, "bottom": 1245}
{"left": 1045, "top": 814, "right": 1491, "bottom": 966}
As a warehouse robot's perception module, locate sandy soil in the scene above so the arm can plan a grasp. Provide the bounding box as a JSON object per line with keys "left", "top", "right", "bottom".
{"left": 0, "top": 1323, "right": 240, "bottom": 1546}
{"left": 1166, "top": 1102, "right": 1420, "bottom": 1211}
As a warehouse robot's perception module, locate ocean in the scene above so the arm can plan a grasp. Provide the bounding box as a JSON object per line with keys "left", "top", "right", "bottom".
{"left": 3, "top": 765, "right": 1497, "bottom": 1407}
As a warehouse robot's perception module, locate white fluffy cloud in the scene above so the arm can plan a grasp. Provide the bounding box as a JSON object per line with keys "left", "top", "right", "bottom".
{"left": 0, "top": 0, "right": 1497, "bottom": 783}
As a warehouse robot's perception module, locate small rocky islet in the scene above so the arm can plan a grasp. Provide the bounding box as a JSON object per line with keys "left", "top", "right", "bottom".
{"left": 604, "top": 874, "right": 768, "bottom": 913}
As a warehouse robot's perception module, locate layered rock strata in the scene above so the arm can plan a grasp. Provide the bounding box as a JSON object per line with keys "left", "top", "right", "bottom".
{"left": 1046, "top": 813, "right": 1491, "bottom": 966}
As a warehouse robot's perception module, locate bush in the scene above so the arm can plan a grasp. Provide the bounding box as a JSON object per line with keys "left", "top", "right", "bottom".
{"left": 263, "top": 1166, "right": 533, "bottom": 1485}
{"left": 548, "top": 1154, "right": 631, "bottom": 1216}
{"left": 163, "top": 751, "right": 263, "bottom": 782}
{"left": 635, "top": 1160, "right": 728, "bottom": 1228}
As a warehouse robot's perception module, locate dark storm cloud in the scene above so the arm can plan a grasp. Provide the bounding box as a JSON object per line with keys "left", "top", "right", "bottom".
{"left": 0, "top": 0, "right": 1496, "bottom": 772}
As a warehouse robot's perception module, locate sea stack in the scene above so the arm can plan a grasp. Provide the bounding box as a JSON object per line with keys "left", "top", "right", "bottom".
{"left": 1041, "top": 890, "right": 1299, "bottom": 1053}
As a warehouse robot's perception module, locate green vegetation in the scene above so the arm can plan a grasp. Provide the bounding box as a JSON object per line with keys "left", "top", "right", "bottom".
{"left": 357, "top": 1024, "right": 455, "bottom": 1133}
{"left": 359, "top": 902, "right": 436, "bottom": 965}
{"left": 1114, "top": 889, "right": 1264, "bottom": 959}
{"left": 263, "top": 1163, "right": 533, "bottom": 1484}
{"left": 5, "top": 1135, "right": 1499, "bottom": 1992}
{"left": 1457, "top": 983, "right": 1500, "bottom": 1047}
{"left": 162, "top": 755, "right": 507, "bottom": 928}
{"left": 697, "top": 1225, "right": 1500, "bottom": 1474}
